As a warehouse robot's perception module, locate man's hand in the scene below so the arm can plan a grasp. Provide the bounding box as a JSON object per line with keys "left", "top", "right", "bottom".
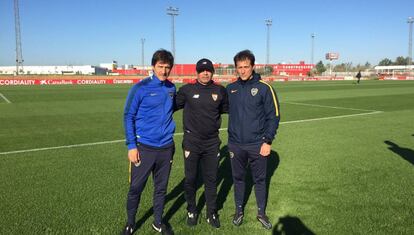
{"left": 260, "top": 143, "right": 271, "bottom": 157}
{"left": 128, "top": 148, "right": 140, "bottom": 165}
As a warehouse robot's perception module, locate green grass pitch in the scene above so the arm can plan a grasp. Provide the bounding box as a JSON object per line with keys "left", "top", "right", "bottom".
{"left": 1, "top": 80, "right": 413, "bottom": 234}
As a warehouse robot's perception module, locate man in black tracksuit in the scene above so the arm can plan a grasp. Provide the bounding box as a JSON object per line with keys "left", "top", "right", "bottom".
{"left": 227, "top": 50, "right": 280, "bottom": 230}
{"left": 175, "top": 58, "right": 228, "bottom": 229}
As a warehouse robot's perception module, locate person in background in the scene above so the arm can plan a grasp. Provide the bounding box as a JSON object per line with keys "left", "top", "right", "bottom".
{"left": 356, "top": 70, "right": 362, "bottom": 84}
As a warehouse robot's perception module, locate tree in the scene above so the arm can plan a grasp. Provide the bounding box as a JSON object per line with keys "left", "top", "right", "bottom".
{"left": 315, "top": 61, "right": 326, "bottom": 74}
{"left": 364, "top": 62, "right": 371, "bottom": 69}
{"left": 378, "top": 58, "right": 393, "bottom": 66}
{"left": 333, "top": 63, "right": 346, "bottom": 72}
{"left": 264, "top": 65, "right": 273, "bottom": 75}
{"left": 394, "top": 56, "right": 409, "bottom": 65}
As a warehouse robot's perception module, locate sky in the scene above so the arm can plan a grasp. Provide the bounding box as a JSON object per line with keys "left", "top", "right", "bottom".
{"left": 0, "top": 0, "right": 413, "bottom": 66}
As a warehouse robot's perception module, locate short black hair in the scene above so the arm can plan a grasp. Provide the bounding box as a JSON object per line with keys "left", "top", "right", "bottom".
{"left": 233, "top": 50, "right": 255, "bottom": 66}
{"left": 151, "top": 49, "right": 174, "bottom": 67}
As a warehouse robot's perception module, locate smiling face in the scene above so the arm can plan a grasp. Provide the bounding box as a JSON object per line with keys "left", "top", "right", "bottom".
{"left": 236, "top": 59, "right": 254, "bottom": 81}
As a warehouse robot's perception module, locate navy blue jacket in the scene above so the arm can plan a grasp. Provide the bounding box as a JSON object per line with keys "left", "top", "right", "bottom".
{"left": 123, "top": 75, "right": 176, "bottom": 149}
{"left": 226, "top": 73, "right": 280, "bottom": 145}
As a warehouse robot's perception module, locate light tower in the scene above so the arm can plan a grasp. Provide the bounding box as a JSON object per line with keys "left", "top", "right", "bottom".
{"left": 14, "top": 0, "right": 24, "bottom": 75}
{"left": 141, "top": 38, "right": 145, "bottom": 68}
{"left": 265, "top": 19, "right": 272, "bottom": 66}
{"left": 408, "top": 16, "right": 413, "bottom": 66}
{"left": 311, "top": 33, "right": 315, "bottom": 65}
{"left": 167, "top": 6, "right": 179, "bottom": 59}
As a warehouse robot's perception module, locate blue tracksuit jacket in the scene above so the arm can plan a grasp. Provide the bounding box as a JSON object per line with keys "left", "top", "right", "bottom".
{"left": 123, "top": 75, "right": 176, "bottom": 149}
{"left": 226, "top": 73, "right": 280, "bottom": 145}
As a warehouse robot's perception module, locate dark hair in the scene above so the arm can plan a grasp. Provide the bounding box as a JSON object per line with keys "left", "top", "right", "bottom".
{"left": 233, "top": 50, "right": 255, "bottom": 66}
{"left": 151, "top": 49, "right": 174, "bottom": 67}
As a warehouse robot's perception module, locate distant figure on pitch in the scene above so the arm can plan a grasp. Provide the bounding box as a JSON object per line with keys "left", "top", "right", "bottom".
{"left": 356, "top": 70, "right": 362, "bottom": 84}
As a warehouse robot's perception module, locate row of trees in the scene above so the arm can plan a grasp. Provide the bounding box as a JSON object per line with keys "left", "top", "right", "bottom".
{"left": 313, "top": 56, "right": 412, "bottom": 75}
{"left": 378, "top": 56, "right": 411, "bottom": 66}
{"left": 314, "top": 61, "right": 371, "bottom": 74}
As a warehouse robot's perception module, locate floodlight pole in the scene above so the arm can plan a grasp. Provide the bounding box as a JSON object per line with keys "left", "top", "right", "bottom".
{"left": 265, "top": 19, "right": 272, "bottom": 66}
{"left": 311, "top": 33, "right": 315, "bottom": 65}
{"left": 167, "top": 7, "right": 179, "bottom": 59}
{"left": 408, "top": 16, "right": 414, "bottom": 66}
{"left": 14, "top": 0, "right": 24, "bottom": 75}
{"left": 141, "top": 38, "right": 145, "bottom": 67}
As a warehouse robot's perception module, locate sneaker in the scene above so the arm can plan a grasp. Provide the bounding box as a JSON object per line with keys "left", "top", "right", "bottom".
{"left": 186, "top": 212, "right": 198, "bottom": 226}
{"left": 206, "top": 213, "right": 220, "bottom": 228}
{"left": 151, "top": 222, "right": 173, "bottom": 235}
{"left": 232, "top": 212, "right": 244, "bottom": 226}
{"left": 257, "top": 214, "right": 272, "bottom": 230}
{"left": 121, "top": 223, "right": 134, "bottom": 235}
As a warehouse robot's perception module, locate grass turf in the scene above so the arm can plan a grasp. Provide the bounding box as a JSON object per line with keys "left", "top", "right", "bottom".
{"left": 0, "top": 80, "right": 413, "bottom": 234}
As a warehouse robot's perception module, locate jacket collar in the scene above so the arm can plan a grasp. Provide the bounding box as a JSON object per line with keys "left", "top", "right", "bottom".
{"left": 238, "top": 72, "right": 261, "bottom": 84}
{"left": 195, "top": 79, "right": 214, "bottom": 87}
{"left": 150, "top": 74, "right": 165, "bottom": 85}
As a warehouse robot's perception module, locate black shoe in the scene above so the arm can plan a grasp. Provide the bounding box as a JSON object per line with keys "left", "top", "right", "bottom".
{"left": 206, "top": 213, "right": 220, "bottom": 228}
{"left": 121, "top": 224, "right": 134, "bottom": 235}
{"left": 232, "top": 212, "right": 244, "bottom": 226}
{"left": 186, "top": 212, "right": 198, "bottom": 226}
{"left": 152, "top": 222, "right": 173, "bottom": 235}
{"left": 257, "top": 214, "right": 272, "bottom": 230}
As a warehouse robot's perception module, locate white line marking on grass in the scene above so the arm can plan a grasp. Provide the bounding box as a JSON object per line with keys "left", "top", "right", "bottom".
{"left": 0, "top": 111, "right": 383, "bottom": 156}
{"left": 282, "top": 101, "right": 380, "bottom": 112}
{"left": 0, "top": 128, "right": 227, "bottom": 155}
{"left": 281, "top": 111, "right": 383, "bottom": 124}
{"left": 0, "top": 92, "right": 11, "bottom": 103}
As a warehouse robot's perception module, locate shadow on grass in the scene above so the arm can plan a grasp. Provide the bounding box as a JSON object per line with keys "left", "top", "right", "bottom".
{"left": 272, "top": 215, "right": 315, "bottom": 235}
{"left": 134, "top": 146, "right": 233, "bottom": 230}
{"left": 243, "top": 150, "right": 280, "bottom": 210}
{"left": 385, "top": 140, "right": 414, "bottom": 166}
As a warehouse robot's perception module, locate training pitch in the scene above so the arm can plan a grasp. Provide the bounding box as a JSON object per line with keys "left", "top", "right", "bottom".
{"left": 1, "top": 80, "right": 413, "bottom": 234}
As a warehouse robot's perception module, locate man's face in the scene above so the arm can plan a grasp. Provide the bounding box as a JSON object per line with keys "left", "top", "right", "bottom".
{"left": 236, "top": 59, "right": 254, "bottom": 81}
{"left": 153, "top": 61, "right": 172, "bottom": 81}
{"left": 197, "top": 70, "right": 213, "bottom": 85}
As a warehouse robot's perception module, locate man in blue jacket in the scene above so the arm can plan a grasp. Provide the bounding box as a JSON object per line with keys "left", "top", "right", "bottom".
{"left": 122, "top": 49, "right": 175, "bottom": 235}
{"left": 227, "top": 50, "right": 280, "bottom": 230}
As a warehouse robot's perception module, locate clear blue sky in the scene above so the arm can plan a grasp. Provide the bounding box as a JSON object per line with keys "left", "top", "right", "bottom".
{"left": 1, "top": 0, "right": 413, "bottom": 66}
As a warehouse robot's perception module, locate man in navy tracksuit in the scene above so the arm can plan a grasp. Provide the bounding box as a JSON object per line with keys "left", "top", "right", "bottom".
{"left": 122, "top": 49, "right": 175, "bottom": 235}
{"left": 227, "top": 50, "right": 280, "bottom": 230}
{"left": 175, "top": 58, "right": 228, "bottom": 228}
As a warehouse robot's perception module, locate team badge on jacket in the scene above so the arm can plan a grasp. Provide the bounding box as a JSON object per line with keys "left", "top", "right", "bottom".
{"left": 251, "top": 88, "right": 258, "bottom": 96}
{"left": 184, "top": 150, "right": 190, "bottom": 158}
{"left": 229, "top": 151, "right": 234, "bottom": 158}
{"left": 169, "top": 92, "right": 174, "bottom": 98}
{"left": 211, "top": 94, "right": 218, "bottom": 101}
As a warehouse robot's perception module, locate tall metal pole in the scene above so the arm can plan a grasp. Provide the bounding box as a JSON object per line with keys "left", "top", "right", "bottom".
{"left": 311, "top": 33, "right": 315, "bottom": 65}
{"left": 408, "top": 16, "right": 414, "bottom": 66}
{"left": 167, "top": 7, "right": 179, "bottom": 59}
{"left": 265, "top": 19, "right": 272, "bottom": 66}
{"left": 14, "top": 0, "right": 24, "bottom": 75}
{"left": 141, "top": 38, "right": 145, "bottom": 68}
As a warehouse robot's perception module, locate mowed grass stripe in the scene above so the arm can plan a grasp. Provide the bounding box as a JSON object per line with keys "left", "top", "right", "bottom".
{"left": 0, "top": 111, "right": 383, "bottom": 156}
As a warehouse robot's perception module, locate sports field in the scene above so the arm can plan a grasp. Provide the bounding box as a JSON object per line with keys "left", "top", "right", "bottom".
{"left": 1, "top": 80, "right": 413, "bottom": 234}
